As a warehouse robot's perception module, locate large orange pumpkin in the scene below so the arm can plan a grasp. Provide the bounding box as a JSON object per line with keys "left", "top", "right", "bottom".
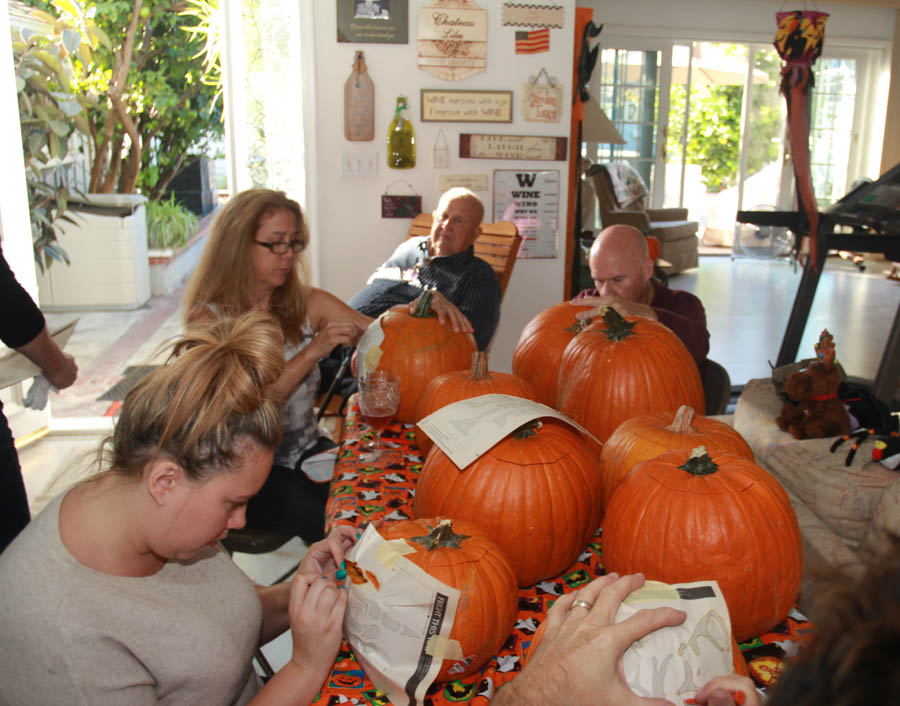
{"left": 602, "top": 446, "right": 803, "bottom": 642}
{"left": 414, "top": 352, "right": 537, "bottom": 455}
{"left": 555, "top": 306, "right": 705, "bottom": 443}
{"left": 368, "top": 292, "right": 476, "bottom": 422}
{"left": 599, "top": 405, "right": 754, "bottom": 512}
{"left": 413, "top": 419, "right": 603, "bottom": 586}
{"left": 512, "top": 301, "right": 595, "bottom": 406}
{"left": 377, "top": 517, "right": 518, "bottom": 681}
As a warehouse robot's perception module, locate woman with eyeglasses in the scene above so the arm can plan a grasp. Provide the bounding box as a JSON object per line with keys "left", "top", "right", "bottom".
{"left": 183, "top": 189, "right": 371, "bottom": 544}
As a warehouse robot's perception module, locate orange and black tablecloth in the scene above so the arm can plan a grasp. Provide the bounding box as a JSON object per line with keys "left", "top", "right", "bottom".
{"left": 316, "top": 399, "right": 814, "bottom": 705}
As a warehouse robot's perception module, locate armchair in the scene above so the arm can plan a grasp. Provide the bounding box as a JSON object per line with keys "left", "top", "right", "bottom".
{"left": 588, "top": 163, "right": 699, "bottom": 274}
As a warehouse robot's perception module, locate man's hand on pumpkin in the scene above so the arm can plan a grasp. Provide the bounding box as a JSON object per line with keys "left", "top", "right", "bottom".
{"left": 573, "top": 296, "right": 658, "bottom": 322}
{"left": 410, "top": 290, "right": 474, "bottom": 335}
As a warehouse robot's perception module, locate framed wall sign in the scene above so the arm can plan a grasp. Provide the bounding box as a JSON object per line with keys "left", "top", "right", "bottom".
{"left": 418, "top": 0, "right": 487, "bottom": 80}
{"left": 522, "top": 69, "right": 563, "bottom": 123}
{"left": 459, "top": 133, "right": 567, "bottom": 161}
{"left": 337, "top": 0, "right": 409, "bottom": 44}
{"left": 493, "top": 170, "right": 560, "bottom": 258}
{"left": 421, "top": 89, "right": 512, "bottom": 123}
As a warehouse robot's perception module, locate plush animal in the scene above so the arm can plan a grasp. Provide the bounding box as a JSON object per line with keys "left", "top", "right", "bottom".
{"left": 776, "top": 330, "right": 851, "bottom": 440}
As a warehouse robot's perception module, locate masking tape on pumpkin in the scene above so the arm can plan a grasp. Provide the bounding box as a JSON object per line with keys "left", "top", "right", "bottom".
{"left": 374, "top": 538, "right": 416, "bottom": 569}
{"left": 425, "top": 635, "right": 464, "bottom": 661}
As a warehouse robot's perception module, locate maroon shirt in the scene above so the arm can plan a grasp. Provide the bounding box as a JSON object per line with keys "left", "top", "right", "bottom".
{"left": 574, "top": 279, "right": 709, "bottom": 368}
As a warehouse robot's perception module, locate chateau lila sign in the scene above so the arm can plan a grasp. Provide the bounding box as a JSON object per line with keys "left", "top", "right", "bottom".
{"left": 418, "top": 0, "right": 487, "bottom": 81}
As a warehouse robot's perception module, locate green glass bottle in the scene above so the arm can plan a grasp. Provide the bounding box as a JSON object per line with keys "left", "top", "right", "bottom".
{"left": 387, "top": 95, "right": 416, "bottom": 169}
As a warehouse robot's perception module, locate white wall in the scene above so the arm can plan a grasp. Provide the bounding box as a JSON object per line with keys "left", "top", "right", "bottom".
{"left": 308, "top": 0, "right": 577, "bottom": 372}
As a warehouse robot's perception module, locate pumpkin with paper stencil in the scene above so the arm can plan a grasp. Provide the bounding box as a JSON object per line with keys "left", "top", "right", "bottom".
{"left": 413, "top": 419, "right": 603, "bottom": 586}
{"left": 414, "top": 352, "right": 537, "bottom": 455}
{"left": 602, "top": 446, "right": 803, "bottom": 642}
{"left": 599, "top": 405, "right": 753, "bottom": 512}
{"left": 376, "top": 517, "right": 518, "bottom": 681}
{"left": 555, "top": 306, "right": 705, "bottom": 444}
{"left": 512, "top": 301, "right": 595, "bottom": 407}
{"left": 522, "top": 585, "right": 750, "bottom": 678}
{"left": 369, "top": 291, "right": 476, "bottom": 422}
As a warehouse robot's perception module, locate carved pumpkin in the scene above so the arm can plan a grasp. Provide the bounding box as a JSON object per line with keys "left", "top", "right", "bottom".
{"left": 512, "top": 301, "right": 594, "bottom": 407}
{"left": 555, "top": 306, "right": 705, "bottom": 444}
{"left": 377, "top": 517, "right": 518, "bottom": 681}
{"left": 369, "top": 292, "right": 476, "bottom": 422}
{"left": 599, "top": 405, "right": 753, "bottom": 512}
{"left": 414, "top": 352, "right": 537, "bottom": 455}
{"left": 602, "top": 447, "right": 803, "bottom": 642}
{"left": 413, "top": 420, "right": 604, "bottom": 586}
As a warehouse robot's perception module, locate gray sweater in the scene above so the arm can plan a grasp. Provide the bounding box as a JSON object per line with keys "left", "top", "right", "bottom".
{"left": 0, "top": 493, "right": 263, "bottom": 705}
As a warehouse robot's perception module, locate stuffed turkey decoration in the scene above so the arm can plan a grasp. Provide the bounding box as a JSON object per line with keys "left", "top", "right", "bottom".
{"left": 773, "top": 10, "right": 828, "bottom": 271}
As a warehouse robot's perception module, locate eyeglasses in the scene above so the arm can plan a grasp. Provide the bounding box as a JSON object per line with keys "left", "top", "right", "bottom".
{"left": 253, "top": 239, "right": 305, "bottom": 254}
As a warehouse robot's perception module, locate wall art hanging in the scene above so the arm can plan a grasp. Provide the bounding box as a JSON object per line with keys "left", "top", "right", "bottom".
{"left": 501, "top": 3, "right": 564, "bottom": 29}
{"left": 522, "top": 68, "right": 562, "bottom": 123}
{"left": 459, "top": 133, "right": 567, "bottom": 161}
{"left": 438, "top": 173, "right": 489, "bottom": 192}
{"left": 344, "top": 51, "right": 375, "bottom": 141}
{"left": 493, "top": 169, "right": 560, "bottom": 258}
{"left": 418, "top": 0, "right": 487, "bottom": 81}
{"left": 337, "top": 0, "right": 408, "bottom": 44}
{"left": 515, "top": 28, "right": 550, "bottom": 54}
{"left": 421, "top": 89, "right": 512, "bottom": 123}
{"left": 382, "top": 180, "right": 422, "bottom": 218}
{"left": 433, "top": 130, "right": 449, "bottom": 168}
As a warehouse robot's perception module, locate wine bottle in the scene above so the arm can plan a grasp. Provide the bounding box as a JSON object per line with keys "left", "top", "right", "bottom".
{"left": 387, "top": 95, "right": 416, "bottom": 169}
{"left": 344, "top": 51, "right": 374, "bottom": 141}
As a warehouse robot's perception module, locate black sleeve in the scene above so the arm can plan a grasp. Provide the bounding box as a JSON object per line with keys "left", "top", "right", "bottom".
{"left": 453, "top": 263, "right": 501, "bottom": 351}
{"left": 0, "top": 243, "right": 45, "bottom": 349}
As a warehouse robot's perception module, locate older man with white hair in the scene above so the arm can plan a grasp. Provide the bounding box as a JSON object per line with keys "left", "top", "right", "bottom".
{"left": 349, "top": 187, "right": 501, "bottom": 350}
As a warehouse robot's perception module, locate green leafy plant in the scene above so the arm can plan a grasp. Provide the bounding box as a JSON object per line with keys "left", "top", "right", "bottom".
{"left": 11, "top": 3, "right": 106, "bottom": 270}
{"left": 146, "top": 194, "right": 198, "bottom": 250}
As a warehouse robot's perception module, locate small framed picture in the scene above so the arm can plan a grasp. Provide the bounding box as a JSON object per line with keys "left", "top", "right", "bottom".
{"left": 338, "top": 0, "right": 408, "bottom": 44}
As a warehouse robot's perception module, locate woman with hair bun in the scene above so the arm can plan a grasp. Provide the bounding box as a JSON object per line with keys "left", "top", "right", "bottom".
{"left": 183, "top": 189, "right": 370, "bottom": 544}
{"left": 0, "top": 312, "right": 358, "bottom": 705}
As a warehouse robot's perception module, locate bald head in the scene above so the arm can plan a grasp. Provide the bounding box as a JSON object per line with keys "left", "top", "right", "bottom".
{"left": 588, "top": 225, "right": 653, "bottom": 302}
{"left": 430, "top": 188, "right": 484, "bottom": 257}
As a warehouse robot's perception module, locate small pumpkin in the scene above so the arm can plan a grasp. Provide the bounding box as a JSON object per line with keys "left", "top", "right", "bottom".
{"left": 368, "top": 291, "right": 476, "bottom": 422}
{"left": 602, "top": 446, "right": 803, "bottom": 642}
{"left": 413, "top": 419, "right": 603, "bottom": 586}
{"left": 555, "top": 306, "right": 705, "bottom": 444}
{"left": 599, "top": 405, "right": 754, "bottom": 512}
{"left": 414, "top": 352, "right": 537, "bottom": 455}
{"left": 512, "top": 301, "right": 595, "bottom": 407}
{"left": 376, "top": 517, "right": 518, "bottom": 681}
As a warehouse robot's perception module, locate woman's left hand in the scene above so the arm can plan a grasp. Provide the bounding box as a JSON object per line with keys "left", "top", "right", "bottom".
{"left": 299, "top": 524, "right": 359, "bottom": 576}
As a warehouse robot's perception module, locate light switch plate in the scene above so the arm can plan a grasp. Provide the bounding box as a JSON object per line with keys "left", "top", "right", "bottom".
{"left": 341, "top": 151, "right": 376, "bottom": 177}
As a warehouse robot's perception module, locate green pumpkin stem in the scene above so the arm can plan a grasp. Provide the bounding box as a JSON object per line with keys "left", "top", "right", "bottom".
{"left": 469, "top": 351, "right": 492, "bottom": 381}
{"left": 601, "top": 306, "right": 637, "bottom": 341}
{"left": 678, "top": 446, "right": 718, "bottom": 476}
{"left": 414, "top": 290, "right": 436, "bottom": 318}
{"left": 410, "top": 519, "right": 471, "bottom": 550}
{"left": 513, "top": 420, "right": 543, "bottom": 440}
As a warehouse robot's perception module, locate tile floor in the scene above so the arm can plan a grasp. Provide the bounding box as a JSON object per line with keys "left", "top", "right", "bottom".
{"left": 12, "top": 250, "right": 899, "bottom": 675}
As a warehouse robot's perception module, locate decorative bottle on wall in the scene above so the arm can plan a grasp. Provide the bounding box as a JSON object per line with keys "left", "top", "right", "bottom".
{"left": 344, "top": 51, "right": 374, "bottom": 141}
{"left": 386, "top": 95, "right": 416, "bottom": 169}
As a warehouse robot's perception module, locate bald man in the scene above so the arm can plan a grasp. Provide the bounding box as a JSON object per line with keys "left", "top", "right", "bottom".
{"left": 349, "top": 188, "right": 501, "bottom": 350}
{"left": 572, "top": 224, "right": 709, "bottom": 368}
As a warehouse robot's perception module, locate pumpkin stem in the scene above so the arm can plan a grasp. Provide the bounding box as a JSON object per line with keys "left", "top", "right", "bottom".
{"left": 513, "top": 420, "right": 543, "bottom": 440}
{"left": 409, "top": 519, "right": 471, "bottom": 550}
{"left": 469, "top": 351, "right": 492, "bottom": 381}
{"left": 666, "top": 405, "right": 698, "bottom": 434}
{"left": 566, "top": 318, "right": 592, "bottom": 335}
{"left": 678, "top": 446, "right": 718, "bottom": 476}
{"left": 601, "top": 306, "right": 637, "bottom": 341}
{"left": 413, "top": 290, "right": 436, "bottom": 318}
